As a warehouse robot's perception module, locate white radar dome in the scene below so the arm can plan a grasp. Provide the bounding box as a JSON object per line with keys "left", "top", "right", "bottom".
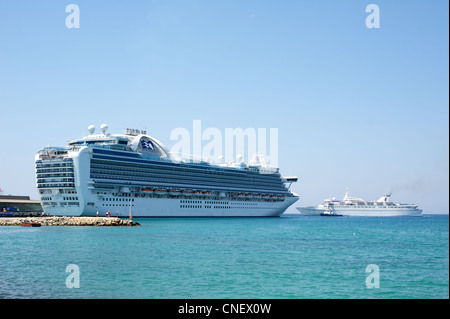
{"left": 88, "top": 125, "right": 95, "bottom": 134}
{"left": 100, "top": 123, "right": 108, "bottom": 134}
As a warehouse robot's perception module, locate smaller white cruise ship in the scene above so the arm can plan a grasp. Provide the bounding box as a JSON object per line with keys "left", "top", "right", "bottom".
{"left": 297, "top": 189, "right": 422, "bottom": 217}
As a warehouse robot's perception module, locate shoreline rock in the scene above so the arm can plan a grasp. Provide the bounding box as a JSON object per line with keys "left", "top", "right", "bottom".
{"left": 0, "top": 216, "right": 140, "bottom": 227}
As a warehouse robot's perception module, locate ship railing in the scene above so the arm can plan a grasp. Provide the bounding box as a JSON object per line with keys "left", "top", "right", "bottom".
{"left": 169, "top": 152, "right": 212, "bottom": 165}
{"left": 168, "top": 152, "right": 268, "bottom": 172}
{"left": 80, "top": 144, "right": 272, "bottom": 173}
{"left": 89, "top": 180, "right": 291, "bottom": 195}
{"left": 85, "top": 144, "right": 175, "bottom": 163}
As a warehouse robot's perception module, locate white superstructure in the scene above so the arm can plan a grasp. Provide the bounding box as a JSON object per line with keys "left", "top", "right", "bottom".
{"left": 297, "top": 189, "right": 422, "bottom": 217}
{"left": 35, "top": 125, "right": 299, "bottom": 217}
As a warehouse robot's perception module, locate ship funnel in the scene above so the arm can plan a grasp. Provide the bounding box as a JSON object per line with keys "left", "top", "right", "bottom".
{"left": 377, "top": 194, "right": 392, "bottom": 202}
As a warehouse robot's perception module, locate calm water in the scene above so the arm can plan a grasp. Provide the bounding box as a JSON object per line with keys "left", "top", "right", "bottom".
{"left": 0, "top": 214, "right": 448, "bottom": 299}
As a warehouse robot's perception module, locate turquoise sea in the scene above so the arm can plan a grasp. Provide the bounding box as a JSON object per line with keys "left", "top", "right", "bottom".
{"left": 0, "top": 214, "right": 448, "bottom": 299}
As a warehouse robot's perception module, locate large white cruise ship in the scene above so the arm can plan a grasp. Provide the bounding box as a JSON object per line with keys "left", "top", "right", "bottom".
{"left": 296, "top": 189, "right": 422, "bottom": 217}
{"left": 35, "top": 124, "right": 299, "bottom": 217}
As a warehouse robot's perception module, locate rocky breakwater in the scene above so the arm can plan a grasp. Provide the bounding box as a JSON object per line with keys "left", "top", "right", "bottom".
{"left": 0, "top": 216, "right": 140, "bottom": 226}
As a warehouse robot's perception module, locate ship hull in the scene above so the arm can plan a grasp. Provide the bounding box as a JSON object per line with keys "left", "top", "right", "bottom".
{"left": 44, "top": 196, "right": 298, "bottom": 217}
{"left": 296, "top": 207, "right": 324, "bottom": 216}
{"left": 296, "top": 207, "right": 422, "bottom": 217}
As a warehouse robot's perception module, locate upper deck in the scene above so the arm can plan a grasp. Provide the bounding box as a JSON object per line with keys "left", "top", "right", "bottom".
{"left": 36, "top": 124, "right": 281, "bottom": 175}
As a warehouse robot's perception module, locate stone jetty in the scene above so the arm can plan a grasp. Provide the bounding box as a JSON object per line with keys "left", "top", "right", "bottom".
{"left": 0, "top": 216, "right": 140, "bottom": 227}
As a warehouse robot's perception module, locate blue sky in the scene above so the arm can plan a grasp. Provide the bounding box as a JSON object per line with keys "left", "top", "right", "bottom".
{"left": 0, "top": 1, "right": 448, "bottom": 213}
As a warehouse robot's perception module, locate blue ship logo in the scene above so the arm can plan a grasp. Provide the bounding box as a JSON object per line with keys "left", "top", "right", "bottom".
{"left": 141, "top": 139, "right": 154, "bottom": 150}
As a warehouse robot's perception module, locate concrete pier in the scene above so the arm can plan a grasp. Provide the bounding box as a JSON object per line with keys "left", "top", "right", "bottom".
{"left": 0, "top": 216, "right": 140, "bottom": 226}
